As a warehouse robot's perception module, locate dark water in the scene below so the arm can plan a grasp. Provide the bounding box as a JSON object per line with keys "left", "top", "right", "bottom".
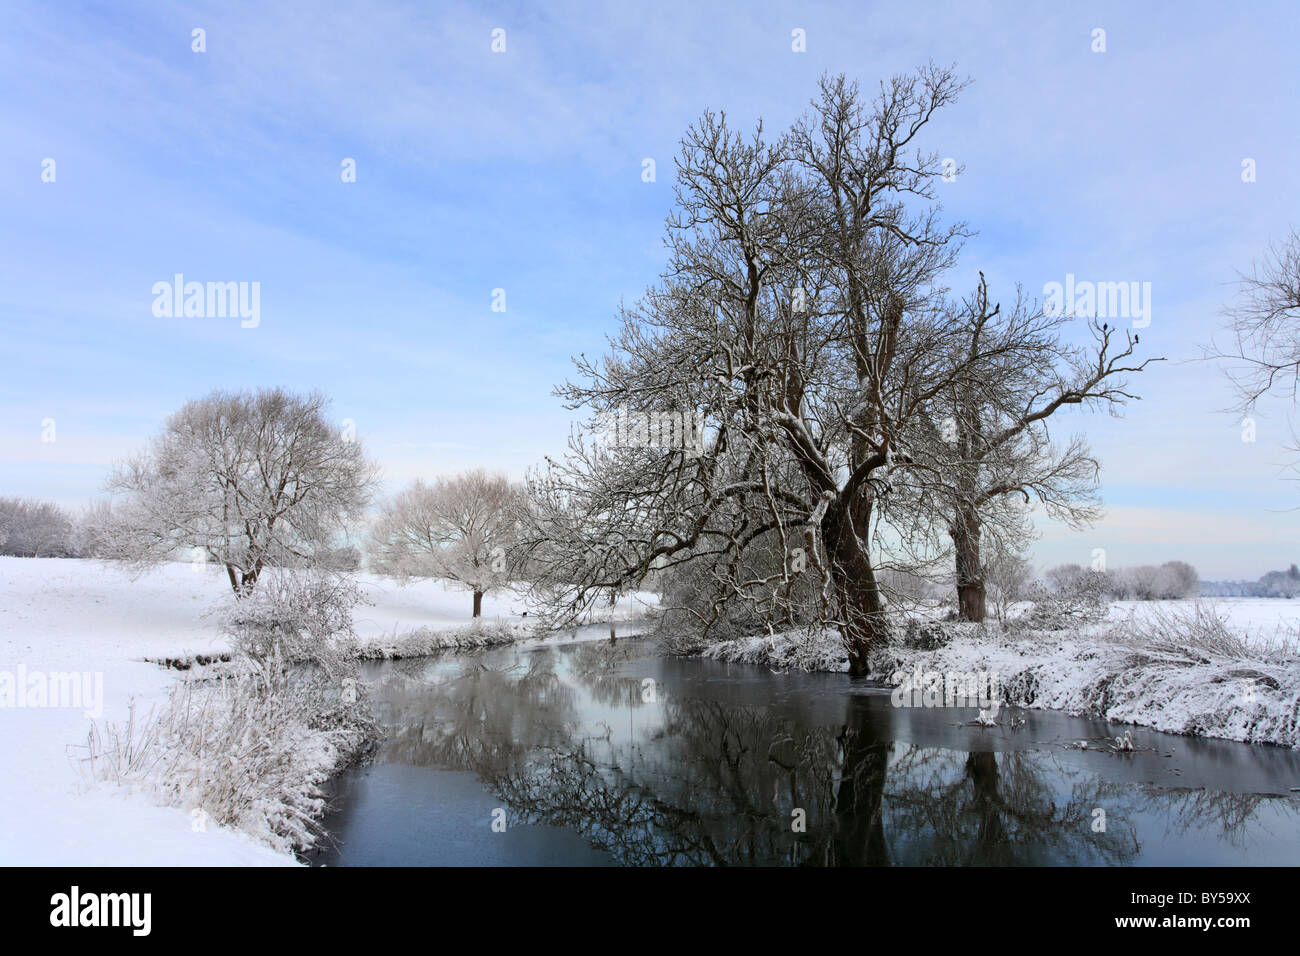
{"left": 312, "top": 636, "right": 1300, "bottom": 866}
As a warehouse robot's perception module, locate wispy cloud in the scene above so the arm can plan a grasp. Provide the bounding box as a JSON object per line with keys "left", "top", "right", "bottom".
{"left": 1, "top": 0, "right": 1297, "bottom": 575}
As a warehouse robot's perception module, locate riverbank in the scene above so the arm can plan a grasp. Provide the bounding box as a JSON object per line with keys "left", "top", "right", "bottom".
{"left": 693, "top": 603, "right": 1300, "bottom": 749}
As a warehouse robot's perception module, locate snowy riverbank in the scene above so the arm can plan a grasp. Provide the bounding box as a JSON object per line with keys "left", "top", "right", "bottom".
{"left": 0, "top": 557, "right": 655, "bottom": 865}
{"left": 696, "top": 602, "right": 1300, "bottom": 749}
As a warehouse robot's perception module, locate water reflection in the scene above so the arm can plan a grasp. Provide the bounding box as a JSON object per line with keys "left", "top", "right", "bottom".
{"left": 315, "top": 640, "right": 1300, "bottom": 866}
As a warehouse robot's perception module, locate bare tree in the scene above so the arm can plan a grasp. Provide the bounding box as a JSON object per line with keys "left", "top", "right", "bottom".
{"left": 104, "top": 388, "right": 377, "bottom": 596}
{"left": 983, "top": 542, "right": 1033, "bottom": 626}
{"left": 1215, "top": 228, "right": 1300, "bottom": 409}
{"left": 524, "top": 68, "right": 1006, "bottom": 675}
{"left": 931, "top": 274, "right": 1160, "bottom": 621}
{"left": 370, "top": 471, "right": 522, "bottom": 617}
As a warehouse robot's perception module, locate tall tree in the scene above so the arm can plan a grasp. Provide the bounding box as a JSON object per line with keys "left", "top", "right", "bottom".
{"left": 525, "top": 69, "right": 1000, "bottom": 675}
{"left": 933, "top": 275, "right": 1159, "bottom": 621}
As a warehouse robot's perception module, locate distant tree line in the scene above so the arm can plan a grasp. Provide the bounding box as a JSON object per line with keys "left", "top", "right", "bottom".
{"left": 1045, "top": 560, "right": 1199, "bottom": 601}
{"left": 1200, "top": 564, "right": 1300, "bottom": 598}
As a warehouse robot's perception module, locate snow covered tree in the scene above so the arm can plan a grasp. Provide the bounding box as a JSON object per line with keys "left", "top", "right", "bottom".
{"left": 1158, "top": 560, "right": 1199, "bottom": 599}
{"left": 523, "top": 68, "right": 1009, "bottom": 675}
{"left": 103, "top": 388, "right": 377, "bottom": 596}
{"left": 370, "top": 470, "right": 523, "bottom": 617}
{"left": 0, "top": 497, "right": 75, "bottom": 557}
{"left": 72, "top": 499, "right": 117, "bottom": 559}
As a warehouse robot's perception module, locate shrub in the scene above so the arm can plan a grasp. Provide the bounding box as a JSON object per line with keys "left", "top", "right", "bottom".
{"left": 219, "top": 569, "right": 365, "bottom": 679}
{"left": 1015, "top": 572, "right": 1108, "bottom": 631}
{"left": 77, "top": 654, "right": 376, "bottom": 853}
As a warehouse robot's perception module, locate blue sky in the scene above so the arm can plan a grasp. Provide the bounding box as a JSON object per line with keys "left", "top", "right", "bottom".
{"left": 1, "top": 0, "right": 1297, "bottom": 578}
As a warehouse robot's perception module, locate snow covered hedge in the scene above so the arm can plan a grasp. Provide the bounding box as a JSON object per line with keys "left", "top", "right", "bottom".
{"left": 75, "top": 567, "right": 382, "bottom": 855}
{"left": 695, "top": 618, "right": 987, "bottom": 673}
{"left": 698, "top": 626, "right": 851, "bottom": 673}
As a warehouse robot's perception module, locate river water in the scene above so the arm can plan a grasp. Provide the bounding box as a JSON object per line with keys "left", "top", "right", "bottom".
{"left": 311, "top": 635, "right": 1300, "bottom": 866}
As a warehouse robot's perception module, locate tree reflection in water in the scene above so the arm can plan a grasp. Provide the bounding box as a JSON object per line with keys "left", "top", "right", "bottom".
{"left": 358, "top": 642, "right": 1299, "bottom": 866}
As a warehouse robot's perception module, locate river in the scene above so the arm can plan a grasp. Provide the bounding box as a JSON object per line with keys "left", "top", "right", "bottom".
{"left": 311, "top": 634, "right": 1300, "bottom": 866}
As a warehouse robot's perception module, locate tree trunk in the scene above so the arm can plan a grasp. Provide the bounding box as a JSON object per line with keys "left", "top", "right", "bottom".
{"left": 235, "top": 562, "right": 262, "bottom": 599}
{"left": 472, "top": 590, "right": 483, "bottom": 618}
{"left": 824, "top": 497, "right": 888, "bottom": 677}
{"left": 952, "top": 507, "right": 986, "bottom": 623}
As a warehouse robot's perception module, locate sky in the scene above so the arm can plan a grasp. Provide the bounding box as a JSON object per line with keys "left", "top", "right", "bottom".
{"left": 1, "top": 0, "right": 1297, "bottom": 579}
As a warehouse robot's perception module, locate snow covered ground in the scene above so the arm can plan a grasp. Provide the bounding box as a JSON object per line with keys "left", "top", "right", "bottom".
{"left": 0, "top": 557, "right": 656, "bottom": 865}
{"left": 1105, "top": 598, "right": 1300, "bottom": 648}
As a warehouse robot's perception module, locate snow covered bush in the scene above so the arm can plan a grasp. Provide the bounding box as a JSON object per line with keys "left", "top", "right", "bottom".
{"left": 900, "top": 617, "right": 977, "bottom": 650}
{"left": 78, "top": 653, "right": 376, "bottom": 854}
{"left": 697, "top": 625, "right": 849, "bottom": 672}
{"left": 75, "top": 565, "right": 381, "bottom": 853}
{"left": 1116, "top": 600, "right": 1299, "bottom": 662}
{"left": 1015, "top": 572, "right": 1108, "bottom": 631}
{"left": 877, "top": 600, "right": 1300, "bottom": 748}
{"left": 219, "top": 568, "right": 365, "bottom": 678}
